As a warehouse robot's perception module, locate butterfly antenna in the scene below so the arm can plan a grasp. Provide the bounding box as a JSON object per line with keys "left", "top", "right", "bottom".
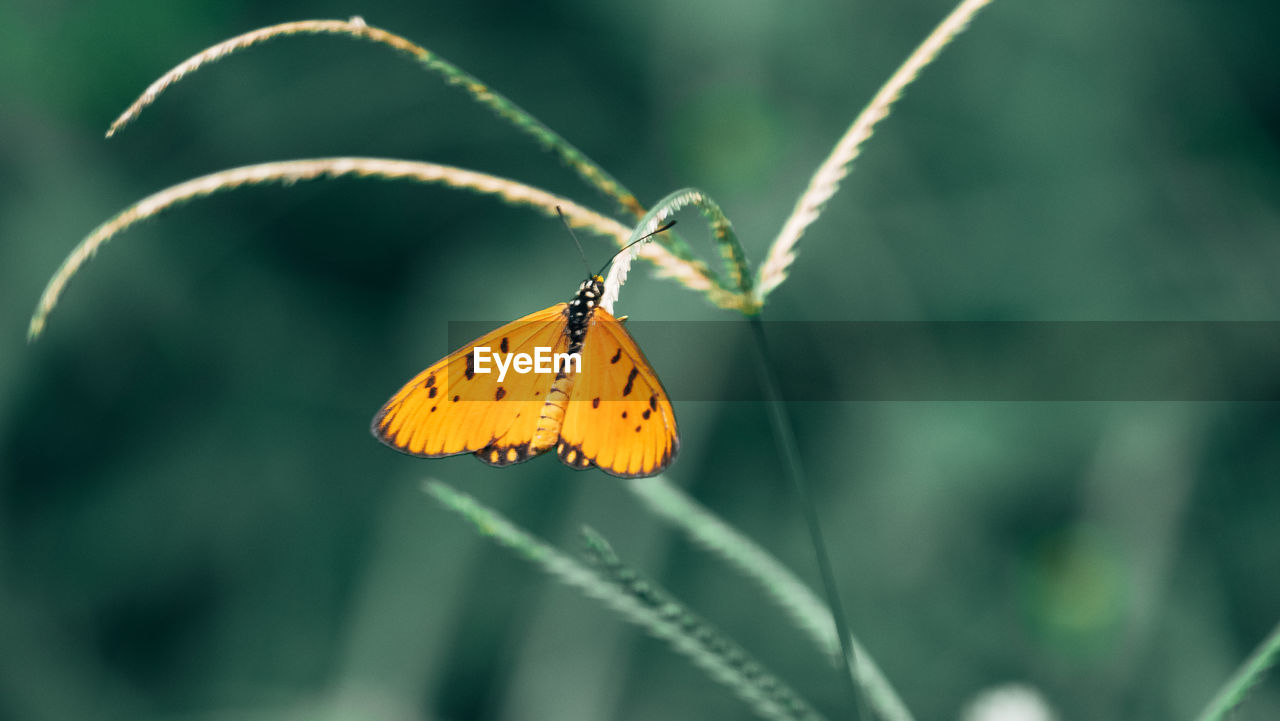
{"left": 556, "top": 206, "right": 595, "bottom": 278}
{"left": 595, "top": 219, "right": 677, "bottom": 277}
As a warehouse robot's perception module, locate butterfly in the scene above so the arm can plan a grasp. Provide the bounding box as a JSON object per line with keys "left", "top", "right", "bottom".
{"left": 371, "top": 220, "right": 678, "bottom": 478}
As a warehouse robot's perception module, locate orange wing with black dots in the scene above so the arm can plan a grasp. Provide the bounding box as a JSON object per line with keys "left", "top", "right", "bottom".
{"left": 557, "top": 307, "right": 678, "bottom": 477}
{"left": 372, "top": 304, "right": 571, "bottom": 465}
{"left": 373, "top": 273, "right": 678, "bottom": 477}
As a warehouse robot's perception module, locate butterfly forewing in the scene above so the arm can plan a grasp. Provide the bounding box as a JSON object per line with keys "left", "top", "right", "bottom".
{"left": 373, "top": 304, "right": 569, "bottom": 461}
{"left": 558, "top": 308, "right": 678, "bottom": 477}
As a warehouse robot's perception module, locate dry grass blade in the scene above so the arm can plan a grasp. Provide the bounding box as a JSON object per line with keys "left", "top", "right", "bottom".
{"left": 105, "top": 16, "right": 645, "bottom": 218}
{"left": 91, "top": 18, "right": 741, "bottom": 317}
{"left": 108, "top": 19, "right": 364, "bottom": 138}
{"left": 27, "top": 158, "right": 631, "bottom": 340}
{"left": 756, "top": 0, "right": 995, "bottom": 301}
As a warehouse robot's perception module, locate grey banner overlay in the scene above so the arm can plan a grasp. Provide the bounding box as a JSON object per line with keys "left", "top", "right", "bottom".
{"left": 445, "top": 321, "right": 1280, "bottom": 401}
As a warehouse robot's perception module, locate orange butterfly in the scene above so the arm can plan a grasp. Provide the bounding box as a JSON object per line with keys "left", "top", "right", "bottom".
{"left": 371, "top": 223, "right": 678, "bottom": 478}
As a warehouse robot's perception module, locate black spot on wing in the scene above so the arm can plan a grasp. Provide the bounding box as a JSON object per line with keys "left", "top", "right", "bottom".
{"left": 465, "top": 352, "right": 475, "bottom": 380}
{"left": 475, "top": 442, "right": 535, "bottom": 467}
{"left": 500, "top": 337, "right": 509, "bottom": 354}
{"left": 428, "top": 386, "right": 437, "bottom": 398}
{"left": 649, "top": 394, "right": 658, "bottom": 412}
{"left": 495, "top": 387, "right": 506, "bottom": 401}
{"left": 622, "top": 366, "right": 638, "bottom": 396}
{"left": 610, "top": 348, "right": 622, "bottom": 364}
{"left": 425, "top": 374, "right": 436, "bottom": 387}
{"left": 556, "top": 442, "right": 594, "bottom": 471}
{"left": 642, "top": 409, "right": 650, "bottom": 419}
{"left": 592, "top": 397, "right": 600, "bottom": 408}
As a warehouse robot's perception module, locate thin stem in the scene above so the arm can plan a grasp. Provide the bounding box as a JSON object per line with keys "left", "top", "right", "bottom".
{"left": 749, "top": 317, "right": 865, "bottom": 721}
{"left": 1195, "top": 620, "right": 1280, "bottom": 721}
{"left": 106, "top": 17, "right": 645, "bottom": 218}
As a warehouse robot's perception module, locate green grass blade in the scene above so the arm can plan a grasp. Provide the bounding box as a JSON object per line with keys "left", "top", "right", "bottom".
{"left": 757, "top": 0, "right": 995, "bottom": 303}
{"left": 1195, "top": 620, "right": 1280, "bottom": 721}
{"left": 580, "top": 526, "right": 829, "bottom": 721}
{"left": 424, "top": 481, "right": 828, "bottom": 721}
{"left": 106, "top": 17, "right": 646, "bottom": 218}
{"left": 632, "top": 188, "right": 756, "bottom": 312}
{"left": 626, "top": 476, "right": 914, "bottom": 721}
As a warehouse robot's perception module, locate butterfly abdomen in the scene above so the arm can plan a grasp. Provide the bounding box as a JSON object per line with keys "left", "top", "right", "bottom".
{"left": 529, "top": 277, "right": 601, "bottom": 451}
{"left": 530, "top": 370, "right": 574, "bottom": 450}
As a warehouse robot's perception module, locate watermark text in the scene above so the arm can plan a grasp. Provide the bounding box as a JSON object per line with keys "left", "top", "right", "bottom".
{"left": 472, "top": 346, "right": 581, "bottom": 382}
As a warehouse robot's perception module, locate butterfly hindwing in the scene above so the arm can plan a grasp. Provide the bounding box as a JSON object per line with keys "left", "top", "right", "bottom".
{"left": 558, "top": 307, "right": 678, "bottom": 477}
{"left": 373, "top": 304, "right": 569, "bottom": 463}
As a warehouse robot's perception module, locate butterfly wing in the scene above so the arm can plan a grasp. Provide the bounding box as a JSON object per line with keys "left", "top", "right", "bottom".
{"left": 372, "top": 304, "right": 570, "bottom": 465}
{"left": 558, "top": 307, "right": 678, "bottom": 477}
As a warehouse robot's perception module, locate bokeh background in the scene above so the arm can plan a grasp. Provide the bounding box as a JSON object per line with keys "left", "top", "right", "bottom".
{"left": 3, "top": 1, "right": 1278, "bottom": 720}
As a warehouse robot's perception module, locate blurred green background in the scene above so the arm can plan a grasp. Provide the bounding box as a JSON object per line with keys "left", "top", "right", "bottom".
{"left": 3, "top": 1, "right": 1279, "bottom": 720}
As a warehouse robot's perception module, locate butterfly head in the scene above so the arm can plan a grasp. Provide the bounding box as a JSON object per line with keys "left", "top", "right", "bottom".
{"left": 573, "top": 276, "right": 605, "bottom": 306}
{"left": 568, "top": 276, "right": 604, "bottom": 313}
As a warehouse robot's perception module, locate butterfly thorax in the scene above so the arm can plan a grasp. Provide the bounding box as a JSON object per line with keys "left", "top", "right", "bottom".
{"left": 565, "top": 275, "right": 604, "bottom": 355}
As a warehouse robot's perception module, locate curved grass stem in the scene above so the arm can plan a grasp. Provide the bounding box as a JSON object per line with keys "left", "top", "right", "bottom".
{"left": 757, "top": 0, "right": 995, "bottom": 302}
{"left": 27, "top": 158, "right": 636, "bottom": 340}
{"left": 624, "top": 188, "right": 757, "bottom": 313}
{"left": 107, "top": 17, "right": 646, "bottom": 218}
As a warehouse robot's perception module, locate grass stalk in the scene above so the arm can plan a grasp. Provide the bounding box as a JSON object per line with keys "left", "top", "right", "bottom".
{"left": 106, "top": 17, "right": 645, "bottom": 218}
{"left": 640, "top": 188, "right": 755, "bottom": 300}
{"left": 1194, "top": 620, "right": 1280, "bottom": 721}
{"left": 626, "top": 476, "right": 914, "bottom": 721}
{"left": 28, "top": 159, "right": 629, "bottom": 340}
{"left": 27, "top": 158, "right": 728, "bottom": 340}
{"left": 757, "top": 0, "right": 995, "bottom": 301}
{"left": 580, "top": 527, "right": 829, "bottom": 721}
{"left": 749, "top": 316, "right": 865, "bottom": 721}
{"left": 618, "top": 188, "right": 756, "bottom": 313}
{"left": 425, "top": 480, "right": 828, "bottom": 721}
